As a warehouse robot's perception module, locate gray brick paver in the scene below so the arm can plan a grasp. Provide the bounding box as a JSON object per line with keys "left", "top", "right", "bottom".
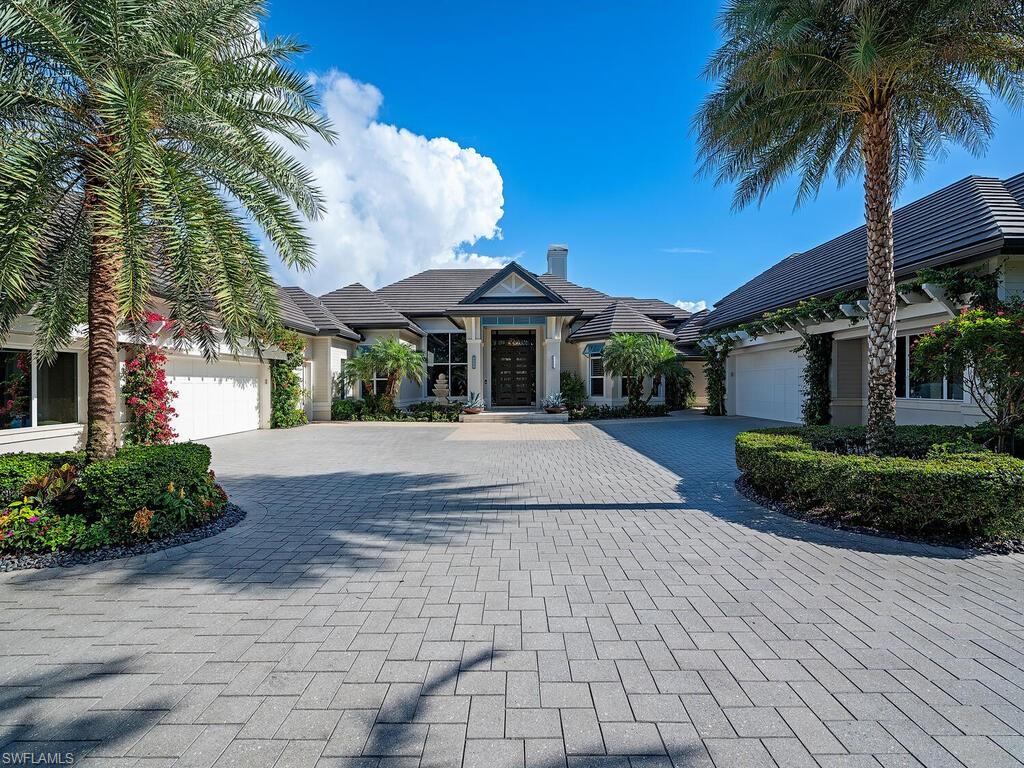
{"left": 2, "top": 417, "right": 1023, "bottom": 768}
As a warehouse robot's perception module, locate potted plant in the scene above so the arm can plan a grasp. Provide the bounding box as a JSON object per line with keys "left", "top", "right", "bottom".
{"left": 463, "top": 392, "right": 485, "bottom": 415}
{"left": 542, "top": 393, "right": 566, "bottom": 413}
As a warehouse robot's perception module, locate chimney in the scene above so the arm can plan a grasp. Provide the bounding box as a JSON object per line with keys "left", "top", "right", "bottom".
{"left": 546, "top": 244, "right": 568, "bottom": 279}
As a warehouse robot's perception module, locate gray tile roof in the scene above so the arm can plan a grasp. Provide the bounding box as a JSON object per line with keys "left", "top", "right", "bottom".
{"left": 567, "top": 302, "right": 676, "bottom": 343}
{"left": 672, "top": 309, "right": 709, "bottom": 358}
{"left": 276, "top": 287, "right": 319, "bottom": 335}
{"left": 320, "top": 283, "right": 425, "bottom": 335}
{"left": 705, "top": 174, "right": 1024, "bottom": 331}
{"left": 280, "top": 286, "right": 361, "bottom": 340}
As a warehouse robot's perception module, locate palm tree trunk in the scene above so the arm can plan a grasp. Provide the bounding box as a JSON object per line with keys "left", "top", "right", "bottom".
{"left": 84, "top": 173, "right": 121, "bottom": 462}
{"left": 862, "top": 107, "right": 898, "bottom": 454}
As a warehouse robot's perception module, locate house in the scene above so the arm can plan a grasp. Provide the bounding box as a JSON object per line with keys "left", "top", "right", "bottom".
{"left": 703, "top": 172, "right": 1024, "bottom": 425}
{"left": 0, "top": 246, "right": 697, "bottom": 453}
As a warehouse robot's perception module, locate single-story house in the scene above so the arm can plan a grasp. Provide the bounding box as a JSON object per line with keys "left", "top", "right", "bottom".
{"left": 0, "top": 246, "right": 698, "bottom": 453}
{"left": 704, "top": 172, "right": 1024, "bottom": 425}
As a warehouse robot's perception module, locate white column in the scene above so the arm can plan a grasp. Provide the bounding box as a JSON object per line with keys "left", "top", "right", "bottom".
{"left": 543, "top": 317, "right": 562, "bottom": 398}
{"left": 465, "top": 318, "right": 483, "bottom": 400}
{"left": 309, "top": 337, "right": 332, "bottom": 421}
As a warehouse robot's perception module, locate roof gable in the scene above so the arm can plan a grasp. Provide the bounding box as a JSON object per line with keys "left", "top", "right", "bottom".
{"left": 280, "top": 286, "right": 360, "bottom": 340}
{"left": 459, "top": 262, "right": 566, "bottom": 305}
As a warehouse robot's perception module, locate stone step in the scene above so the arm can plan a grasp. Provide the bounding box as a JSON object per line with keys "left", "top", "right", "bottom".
{"left": 459, "top": 411, "right": 569, "bottom": 423}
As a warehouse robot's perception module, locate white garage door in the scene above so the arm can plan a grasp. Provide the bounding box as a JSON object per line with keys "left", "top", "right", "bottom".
{"left": 166, "top": 357, "right": 261, "bottom": 441}
{"left": 734, "top": 346, "right": 804, "bottom": 423}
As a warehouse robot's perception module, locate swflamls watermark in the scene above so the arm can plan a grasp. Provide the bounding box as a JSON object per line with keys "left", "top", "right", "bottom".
{"left": 1, "top": 753, "right": 76, "bottom": 766}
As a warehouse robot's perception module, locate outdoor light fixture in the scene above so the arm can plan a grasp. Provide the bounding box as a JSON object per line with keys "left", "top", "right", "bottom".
{"left": 471, "top": 354, "right": 477, "bottom": 370}
{"left": 551, "top": 354, "right": 556, "bottom": 369}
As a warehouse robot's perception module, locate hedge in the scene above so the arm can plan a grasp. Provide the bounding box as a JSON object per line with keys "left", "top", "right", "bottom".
{"left": 736, "top": 427, "right": 1024, "bottom": 540}
{"left": 80, "top": 443, "right": 213, "bottom": 522}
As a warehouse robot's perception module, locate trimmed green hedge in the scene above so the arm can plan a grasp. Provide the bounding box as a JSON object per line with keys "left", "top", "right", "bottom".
{"left": 331, "top": 399, "right": 463, "bottom": 422}
{"left": 736, "top": 427, "right": 1024, "bottom": 540}
{"left": 80, "top": 443, "right": 213, "bottom": 522}
{"left": 0, "top": 443, "right": 223, "bottom": 552}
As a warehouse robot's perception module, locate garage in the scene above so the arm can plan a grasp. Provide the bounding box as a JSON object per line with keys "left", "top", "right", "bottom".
{"left": 732, "top": 345, "right": 804, "bottom": 423}
{"left": 165, "top": 356, "right": 261, "bottom": 441}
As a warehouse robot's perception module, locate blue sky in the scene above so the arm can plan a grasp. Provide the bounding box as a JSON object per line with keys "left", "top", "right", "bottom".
{"left": 265, "top": 1, "right": 1024, "bottom": 311}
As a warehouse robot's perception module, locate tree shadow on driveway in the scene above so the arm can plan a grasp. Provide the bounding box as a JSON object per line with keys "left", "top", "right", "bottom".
{"left": 586, "top": 416, "right": 977, "bottom": 560}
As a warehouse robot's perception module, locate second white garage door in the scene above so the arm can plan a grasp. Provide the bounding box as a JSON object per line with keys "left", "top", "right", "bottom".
{"left": 733, "top": 346, "right": 804, "bottom": 423}
{"left": 166, "top": 357, "right": 261, "bottom": 441}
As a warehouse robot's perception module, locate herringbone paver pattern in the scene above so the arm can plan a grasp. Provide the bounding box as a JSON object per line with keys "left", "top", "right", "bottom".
{"left": 2, "top": 414, "right": 1024, "bottom": 768}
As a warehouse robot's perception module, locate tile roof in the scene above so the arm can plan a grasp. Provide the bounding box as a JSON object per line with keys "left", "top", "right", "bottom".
{"left": 672, "top": 309, "right": 709, "bottom": 358}
{"left": 320, "top": 283, "right": 425, "bottom": 335}
{"left": 276, "top": 287, "right": 319, "bottom": 335}
{"left": 567, "top": 302, "right": 676, "bottom": 343}
{"left": 705, "top": 174, "right": 1024, "bottom": 330}
{"left": 280, "top": 286, "right": 361, "bottom": 340}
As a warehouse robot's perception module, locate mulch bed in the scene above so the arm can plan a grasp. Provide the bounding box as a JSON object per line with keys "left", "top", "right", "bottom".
{"left": 0, "top": 502, "right": 247, "bottom": 573}
{"left": 735, "top": 475, "right": 1024, "bottom": 556}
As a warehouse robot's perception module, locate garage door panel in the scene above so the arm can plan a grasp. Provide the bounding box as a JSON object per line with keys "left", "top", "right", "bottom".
{"left": 734, "top": 347, "right": 804, "bottom": 423}
{"left": 166, "top": 357, "right": 260, "bottom": 441}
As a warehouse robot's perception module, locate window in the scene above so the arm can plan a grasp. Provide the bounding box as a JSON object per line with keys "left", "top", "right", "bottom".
{"left": 589, "top": 356, "right": 604, "bottom": 397}
{"left": 895, "top": 334, "right": 963, "bottom": 400}
{"left": 0, "top": 349, "right": 78, "bottom": 430}
{"left": 427, "top": 333, "right": 468, "bottom": 397}
{"left": 38, "top": 353, "right": 78, "bottom": 425}
{"left": 0, "top": 350, "right": 32, "bottom": 430}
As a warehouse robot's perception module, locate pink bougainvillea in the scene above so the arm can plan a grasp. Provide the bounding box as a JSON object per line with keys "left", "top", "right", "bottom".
{"left": 123, "top": 332, "right": 178, "bottom": 445}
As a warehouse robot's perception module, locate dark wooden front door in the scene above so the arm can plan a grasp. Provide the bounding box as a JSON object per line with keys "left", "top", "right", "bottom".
{"left": 491, "top": 333, "right": 536, "bottom": 406}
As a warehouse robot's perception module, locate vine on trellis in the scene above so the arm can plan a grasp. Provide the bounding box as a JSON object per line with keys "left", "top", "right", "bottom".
{"left": 703, "top": 341, "right": 732, "bottom": 416}
{"left": 798, "top": 332, "right": 833, "bottom": 425}
{"left": 270, "top": 331, "right": 308, "bottom": 429}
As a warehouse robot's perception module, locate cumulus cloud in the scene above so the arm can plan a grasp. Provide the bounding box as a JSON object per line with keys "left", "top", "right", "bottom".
{"left": 275, "top": 72, "right": 507, "bottom": 290}
{"left": 674, "top": 299, "right": 708, "bottom": 313}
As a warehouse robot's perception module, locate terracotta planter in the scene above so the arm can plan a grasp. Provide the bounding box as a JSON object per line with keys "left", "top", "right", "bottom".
{"left": 544, "top": 406, "right": 566, "bottom": 414}
{"left": 463, "top": 407, "right": 484, "bottom": 415}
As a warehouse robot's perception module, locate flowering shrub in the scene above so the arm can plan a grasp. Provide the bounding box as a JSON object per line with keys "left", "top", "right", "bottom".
{"left": 914, "top": 298, "right": 1024, "bottom": 452}
{"left": 123, "top": 341, "right": 178, "bottom": 445}
{"left": 270, "top": 330, "right": 308, "bottom": 428}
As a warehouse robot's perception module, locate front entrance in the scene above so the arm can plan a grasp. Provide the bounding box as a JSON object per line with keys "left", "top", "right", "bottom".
{"left": 491, "top": 332, "right": 536, "bottom": 406}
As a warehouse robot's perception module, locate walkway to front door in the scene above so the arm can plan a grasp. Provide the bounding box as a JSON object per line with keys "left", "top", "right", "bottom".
{"left": 491, "top": 331, "right": 535, "bottom": 406}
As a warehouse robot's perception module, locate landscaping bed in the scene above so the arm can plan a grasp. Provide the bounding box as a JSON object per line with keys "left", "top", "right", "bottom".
{"left": 735, "top": 425, "right": 1024, "bottom": 544}
{"left": 331, "top": 399, "right": 463, "bottom": 422}
{"left": 0, "top": 443, "right": 231, "bottom": 560}
{"left": 569, "top": 403, "right": 672, "bottom": 421}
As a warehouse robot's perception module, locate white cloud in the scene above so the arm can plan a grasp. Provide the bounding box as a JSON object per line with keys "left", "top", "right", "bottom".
{"left": 661, "top": 247, "right": 710, "bottom": 255}
{"left": 674, "top": 299, "right": 708, "bottom": 313}
{"left": 275, "top": 71, "right": 507, "bottom": 290}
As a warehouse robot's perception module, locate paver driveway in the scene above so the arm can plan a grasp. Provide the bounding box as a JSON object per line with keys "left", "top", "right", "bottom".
{"left": 2, "top": 414, "right": 1024, "bottom": 768}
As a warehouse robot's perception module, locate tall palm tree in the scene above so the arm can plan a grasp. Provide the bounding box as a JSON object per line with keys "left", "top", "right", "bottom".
{"left": 0, "top": 0, "right": 333, "bottom": 460}
{"left": 694, "top": 0, "right": 1024, "bottom": 453}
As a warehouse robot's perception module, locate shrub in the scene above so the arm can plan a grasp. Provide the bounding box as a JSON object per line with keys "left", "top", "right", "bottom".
{"left": 703, "top": 342, "right": 731, "bottom": 416}
{"left": 913, "top": 299, "right": 1024, "bottom": 452}
{"left": 332, "top": 399, "right": 367, "bottom": 421}
{"left": 404, "top": 402, "right": 463, "bottom": 422}
{"left": 0, "top": 453, "right": 73, "bottom": 504}
{"left": 736, "top": 427, "right": 1024, "bottom": 540}
{"left": 570, "top": 403, "right": 671, "bottom": 421}
{"left": 80, "top": 443, "right": 214, "bottom": 525}
{"left": 560, "top": 371, "right": 587, "bottom": 411}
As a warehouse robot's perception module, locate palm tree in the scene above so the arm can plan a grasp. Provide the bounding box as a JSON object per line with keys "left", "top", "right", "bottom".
{"left": 602, "top": 333, "right": 682, "bottom": 410}
{"left": 0, "top": 0, "right": 333, "bottom": 460}
{"left": 694, "top": 0, "right": 1024, "bottom": 453}
{"left": 343, "top": 338, "right": 426, "bottom": 412}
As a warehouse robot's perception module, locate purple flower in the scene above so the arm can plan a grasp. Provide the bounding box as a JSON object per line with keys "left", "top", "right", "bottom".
{"left": 27, "top": 516, "right": 39, "bottom": 524}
